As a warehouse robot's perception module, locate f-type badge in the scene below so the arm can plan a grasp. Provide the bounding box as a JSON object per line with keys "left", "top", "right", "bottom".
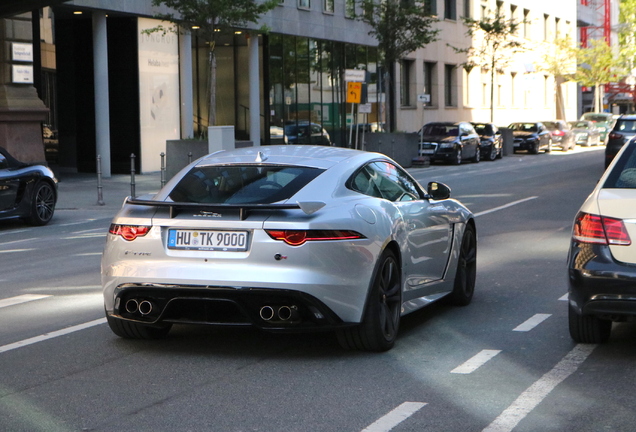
{"left": 195, "top": 211, "right": 222, "bottom": 218}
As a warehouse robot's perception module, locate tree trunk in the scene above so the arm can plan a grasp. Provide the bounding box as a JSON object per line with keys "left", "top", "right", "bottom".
{"left": 385, "top": 67, "right": 393, "bottom": 133}
{"left": 555, "top": 76, "right": 565, "bottom": 120}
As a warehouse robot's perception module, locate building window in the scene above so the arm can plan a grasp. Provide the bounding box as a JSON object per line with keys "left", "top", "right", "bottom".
{"left": 523, "top": 9, "right": 530, "bottom": 38}
{"left": 423, "top": 61, "right": 436, "bottom": 106}
{"left": 463, "top": 0, "right": 470, "bottom": 18}
{"left": 298, "top": 0, "right": 310, "bottom": 8}
{"left": 511, "top": 72, "right": 517, "bottom": 106}
{"left": 424, "top": 0, "right": 437, "bottom": 15}
{"left": 510, "top": 5, "right": 517, "bottom": 32}
{"left": 444, "top": 0, "right": 456, "bottom": 20}
{"left": 445, "top": 64, "right": 456, "bottom": 107}
{"left": 400, "top": 59, "right": 414, "bottom": 106}
{"left": 345, "top": 0, "right": 355, "bottom": 18}
{"left": 544, "top": 14, "right": 549, "bottom": 40}
{"left": 324, "top": 0, "right": 334, "bottom": 13}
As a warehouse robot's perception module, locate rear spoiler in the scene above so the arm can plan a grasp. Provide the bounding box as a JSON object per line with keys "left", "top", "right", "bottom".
{"left": 125, "top": 198, "right": 325, "bottom": 220}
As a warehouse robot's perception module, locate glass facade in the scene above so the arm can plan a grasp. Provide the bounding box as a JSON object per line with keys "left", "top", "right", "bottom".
{"left": 266, "top": 34, "right": 380, "bottom": 147}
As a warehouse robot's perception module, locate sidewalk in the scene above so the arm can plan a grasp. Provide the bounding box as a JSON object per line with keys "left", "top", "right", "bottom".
{"left": 55, "top": 171, "right": 163, "bottom": 214}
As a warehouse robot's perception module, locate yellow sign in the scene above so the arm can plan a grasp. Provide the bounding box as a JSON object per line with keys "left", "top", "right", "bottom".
{"left": 347, "top": 81, "right": 362, "bottom": 104}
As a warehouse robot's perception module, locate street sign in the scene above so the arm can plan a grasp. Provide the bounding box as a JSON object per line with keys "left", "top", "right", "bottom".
{"left": 359, "top": 103, "right": 372, "bottom": 113}
{"left": 417, "top": 94, "right": 431, "bottom": 103}
{"left": 347, "top": 82, "right": 362, "bottom": 103}
{"left": 344, "top": 69, "right": 366, "bottom": 82}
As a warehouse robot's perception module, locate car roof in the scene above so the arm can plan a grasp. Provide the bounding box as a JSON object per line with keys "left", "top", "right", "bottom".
{"left": 195, "top": 145, "right": 378, "bottom": 170}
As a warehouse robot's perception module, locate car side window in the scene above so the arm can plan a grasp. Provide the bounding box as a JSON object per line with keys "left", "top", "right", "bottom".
{"left": 0, "top": 154, "right": 7, "bottom": 169}
{"left": 351, "top": 162, "right": 421, "bottom": 202}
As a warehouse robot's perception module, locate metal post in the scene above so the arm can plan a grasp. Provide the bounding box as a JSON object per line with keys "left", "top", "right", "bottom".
{"left": 160, "top": 152, "right": 166, "bottom": 188}
{"left": 96, "top": 155, "right": 105, "bottom": 206}
{"left": 188, "top": 152, "right": 193, "bottom": 164}
{"left": 130, "top": 153, "right": 136, "bottom": 197}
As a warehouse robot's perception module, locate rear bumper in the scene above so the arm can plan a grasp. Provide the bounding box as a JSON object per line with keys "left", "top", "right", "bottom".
{"left": 107, "top": 283, "right": 348, "bottom": 332}
{"left": 568, "top": 242, "right": 636, "bottom": 319}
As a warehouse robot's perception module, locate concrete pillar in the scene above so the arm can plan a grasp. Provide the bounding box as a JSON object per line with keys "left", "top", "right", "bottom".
{"left": 92, "top": 12, "right": 111, "bottom": 177}
{"left": 179, "top": 30, "right": 194, "bottom": 139}
{"left": 248, "top": 34, "right": 260, "bottom": 147}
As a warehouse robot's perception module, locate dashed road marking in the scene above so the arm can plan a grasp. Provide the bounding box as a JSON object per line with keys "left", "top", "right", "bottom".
{"left": 482, "top": 344, "right": 596, "bottom": 432}
{"left": 513, "top": 314, "right": 551, "bottom": 332}
{"left": 0, "top": 248, "right": 36, "bottom": 254}
{"left": 474, "top": 197, "right": 538, "bottom": 217}
{"left": 0, "top": 294, "right": 51, "bottom": 309}
{"left": 361, "top": 402, "right": 427, "bottom": 432}
{"left": 451, "top": 349, "right": 502, "bottom": 374}
{"left": 559, "top": 293, "right": 568, "bottom": 301}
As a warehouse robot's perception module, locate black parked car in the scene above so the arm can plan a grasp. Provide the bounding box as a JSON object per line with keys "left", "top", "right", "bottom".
{"left": 418, "top": 122, "right": 480, "bottom": 165}
{"left": 606, "top": 115, "right": 636, "bottom": 168}
{"left": 508, "top": 122, "right": 552, "bottom": 154}
{"left": 542, "top": 120, "right": 575, "bottom": 151}
{"left": 0, "top": 147, "right": 57, "bottom": 225}
{"left": 471, "top": 122, "right": 503, "bottom": 161}
{"left": 284, "top": 122, "right": 331, "bottom": 146}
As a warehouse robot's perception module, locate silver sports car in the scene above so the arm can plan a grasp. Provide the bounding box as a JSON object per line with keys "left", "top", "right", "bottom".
{"left": 102, "top": 145, "right": 476, "bottom": 351}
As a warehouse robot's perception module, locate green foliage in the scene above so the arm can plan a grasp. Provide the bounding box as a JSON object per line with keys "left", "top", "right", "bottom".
{"left": 571, "top": 38, "right": 624, "bottom": 88}
{"left": 356, "top": 0, "right": 439, "bottom": 67}
{"left": 150, "top": 0, "right": 278, "bottom": 45}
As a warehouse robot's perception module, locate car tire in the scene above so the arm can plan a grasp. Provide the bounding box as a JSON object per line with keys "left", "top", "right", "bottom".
{"left": 106, "top": 314, "right": 172, "bottom": 339}
{"left": 26, "top": 181, "right": 56, "bottom": 226}
{"left": 336, "top": 250, "right": 401, "bottom": 352}
{"left": 473, "top": 146, "right": 480, "bottom": 163}
{"left": 452, "top": 148, "right": 462, "bottom": 165}
{"left": 488, "top": 145, "right": 497, "bottom": 161}
{"left": 568, "top": 304, "right": 611, "bottom": 344}
{"left": 447, "top": 224, "right": 477, "bottom": 306}
{"left": 530, "top": 142, "right": 539, "bottom": 154}
{"left": 496, "top": 145, "right": 503, "bottom": 159}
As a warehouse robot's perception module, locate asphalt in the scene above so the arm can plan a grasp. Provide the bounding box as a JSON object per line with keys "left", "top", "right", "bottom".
{"left": 55, "top": 170, "right": 164, "bottom": 214}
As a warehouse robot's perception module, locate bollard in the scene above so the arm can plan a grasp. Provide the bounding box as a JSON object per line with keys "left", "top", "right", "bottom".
{"left": 96, "top": 155, "right": 105, "bottom": 206}
{"left": 188, "top": 151, "right": 193, "bottom": 164}
{"left": 130, "top": 153, "right": 136, "bottom": 197}
{"left": 160, "top": 152, "right": 166, "bottom": 188}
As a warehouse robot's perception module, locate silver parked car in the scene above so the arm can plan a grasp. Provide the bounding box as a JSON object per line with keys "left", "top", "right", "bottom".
{"left": 102, "top": 146, "right": 477, "bottom": 351}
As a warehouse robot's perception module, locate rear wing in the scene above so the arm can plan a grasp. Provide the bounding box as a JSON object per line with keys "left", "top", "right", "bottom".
{"left": 125, "top": 198, "right": 324, "bottom": 220}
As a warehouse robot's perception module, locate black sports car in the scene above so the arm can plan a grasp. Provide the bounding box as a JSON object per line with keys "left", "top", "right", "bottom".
{"left": 0, "top": 147, "right": 57, "bottom": 225}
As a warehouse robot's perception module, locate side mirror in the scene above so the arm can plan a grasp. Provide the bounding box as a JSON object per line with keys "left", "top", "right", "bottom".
{"left": 427, "top": 182, "right": 451, "bottom": 200}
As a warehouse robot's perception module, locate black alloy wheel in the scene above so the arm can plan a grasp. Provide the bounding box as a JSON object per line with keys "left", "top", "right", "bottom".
{"left": 337, "top": 250, "right": 402, "bottom": 352}
{"left": 472, "top": 146, "right": 480, "bottom": 163}
{"left": 530, "top": 141, "right": 539, "bottom": 154}
{"left": 488, "top": 144, "right": 498, "bottom": 161}
{"left": 568, "top": 304, "right": 611, "bottom": 344}
{"left": 27, "top": 181, "right": 56, "bottom": 225}
{"left": 447, "top": 224, "right": 477, "bottom": 306}
{"left": 452, "top": 147, "right": 463, "bottom": 165}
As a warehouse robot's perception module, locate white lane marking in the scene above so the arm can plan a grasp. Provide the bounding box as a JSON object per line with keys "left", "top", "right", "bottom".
{"left": 559, "top": 293, "right": 568, "bottom": 301}
{"left": 0, "top": 229, "right": 29, "bottom": 235}
{"left": 482, "top": 344, "right": 596, "bottom": 432}
{"left": 0, "top": 248, "right": 36, "bottom": 254}
{"left": 0, "top": 294, "right": 51, "bottom": 309}
{"left": 58, "top": 219, "right": 98, "bottom": 226}
{"left": 0, "top": 238, "right": 38, "bottom": 247}
{"left": 74, "top": 252, "right": 103, "bottom": 257}
{"left": 474, "top": 196, "right": 538, "bottom": 217}
{"left": 63, "top": 233, "right": 106, "bottom": 240}
{"left": 0, "top": 318, "right": 106, "bottom": 354}
{"left": 451, "top": 349, "right": 502, "bottom": 374}
{"left": 513, "top": 314, "right": 552, "bottom": 332}
{"left": 361, "top": 402, "right": 427, "bottom": 432}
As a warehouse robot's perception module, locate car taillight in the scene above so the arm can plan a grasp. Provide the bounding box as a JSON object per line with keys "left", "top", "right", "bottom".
{"left": 573, "top": 213, "right": 631, "bottom": 246}
{"left": 265, "top": 229, "right": 366, "bottom": 246}
{"left": 553, "top": 130, "right": 565, "bottom": 136}
{"left": 608, "top": 131, "right": 623, "bottom": 140}
{"left": 109, "top": 224, "right": 151, "bottom": 241}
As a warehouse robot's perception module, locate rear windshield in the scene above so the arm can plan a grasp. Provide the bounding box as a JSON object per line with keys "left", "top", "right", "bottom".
{"left": 473, "top": 124, "right": 493, "bottom": 135}
{"left": 572, "top": 122, "right": 588, "bottom": 128}
{"left": 169, "top": 165, "right": 325, "bottom": 204}
{"left": 605, "top": 143, "right": 636, "bottom": 188}
{"left": 614, "top": 119, "right": 636, "bottom": 133}
{"left": 422, "top": 124, "right": 458, "bottom": 136}
{"left": 509, "top": 123, "right": 537, "bottom": 132}
{"left": 582, "top": 113, "right": 611, "bottom": 123}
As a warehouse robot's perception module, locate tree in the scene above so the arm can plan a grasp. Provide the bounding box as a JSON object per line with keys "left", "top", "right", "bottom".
{"left": 450, "top": 10, "right": 522, "bottom": 122}
{"left": 570, "top": 38, "right": 624, "bottom": 113}
{"left": 149, "top": 0, "right": 278, "bottom": 127}
{"left": 356, "top": 0, "right": 439, "bottom": 132}
{"left": 539, "top": 36, "right": 577, "bottom": 120}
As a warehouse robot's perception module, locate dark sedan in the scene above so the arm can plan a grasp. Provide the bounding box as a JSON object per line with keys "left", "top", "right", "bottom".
{"left": 418, "top": 122, "right": 480, "bottom": 165}
{"left": 471, "top": 122, "right": 503, "bottom": 161}
{"left": 509, "top": 122, "right": 552, "bottom": 154}
{"left": 0, "top": 147, "right": 57, "bottom": 225}
{"left": 542, "top": 120, "right": 575, "bottom": 151}
{"left": 568, "top": 138, "right": 636, "bottom": 343}
{"left": 606, "top": 115, "right": 636, "bottom": 168}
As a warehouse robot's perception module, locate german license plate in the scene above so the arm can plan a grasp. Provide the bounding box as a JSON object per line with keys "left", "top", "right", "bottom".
{"left": 168, "top": 229, "right": 248, "bottom": 251}
{"left": 420, "top": 149, "right": 435, "bottom": 154}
